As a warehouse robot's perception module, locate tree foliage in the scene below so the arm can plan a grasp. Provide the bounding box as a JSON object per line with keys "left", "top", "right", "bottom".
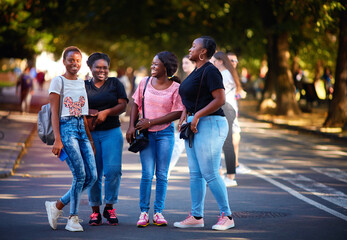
{"left": 1, "top": 0, "right": 345, "bottom": 125}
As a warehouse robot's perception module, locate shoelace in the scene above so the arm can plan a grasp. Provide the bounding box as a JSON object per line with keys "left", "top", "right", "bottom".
{"left": 216, "top": 213, "right": 227, "bottom": 225}
{"left": 139, "top": 212, "right": 148, "bottom": 220}
{"left": 107, "top": 209, "right": 117, "bottom": 218}
{"left": 182, "top": 214, "right": 194, "bottom": 223}
{"left": 90, "top": 212, "right": 99, "bottom": 220}
{"left": 154, "top": 213, "right": 164, "bottom": 220}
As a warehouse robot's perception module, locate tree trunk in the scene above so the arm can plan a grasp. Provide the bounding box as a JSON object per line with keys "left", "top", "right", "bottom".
{"left": 259, "top": 33, "right": 277, "bottom": 114}
{"left": 275, "top": 32, "right": 301, "bottom": 116}
{"left": 323, "top": 4, "right": 347, "bottom": 128}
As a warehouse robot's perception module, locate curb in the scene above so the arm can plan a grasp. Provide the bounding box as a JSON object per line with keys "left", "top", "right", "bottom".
{"left": 240, "top": 113, "right": 347, "bottom": 143}
{"left": 0, "top": 125, "right": 37, "bottom": 178}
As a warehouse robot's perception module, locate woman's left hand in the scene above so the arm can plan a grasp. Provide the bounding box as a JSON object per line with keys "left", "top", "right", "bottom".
{"left": 135, "top": 118, "right": 151, "bottom": 130}
{"left": 95, "top": 110, "right": 108, "bottom": 125}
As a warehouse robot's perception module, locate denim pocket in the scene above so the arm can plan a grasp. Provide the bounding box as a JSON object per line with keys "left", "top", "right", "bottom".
{"left": 216, "top": 118, "right": 228, "bottom": 138}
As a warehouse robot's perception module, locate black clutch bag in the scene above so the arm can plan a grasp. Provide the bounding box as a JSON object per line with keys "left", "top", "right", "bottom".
{"left": 128, "top": 129, "right": 149, "bottom": 153}
{"left": 179, "top": 122, "right": 194, "bottom": 148}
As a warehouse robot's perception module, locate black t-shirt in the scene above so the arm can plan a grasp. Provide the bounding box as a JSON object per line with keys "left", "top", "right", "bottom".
{"left": 85, "top": 77, "right": 129, "bottom": 131}
{"left": 179, "top": 62, "right": 225, "bottom": 116}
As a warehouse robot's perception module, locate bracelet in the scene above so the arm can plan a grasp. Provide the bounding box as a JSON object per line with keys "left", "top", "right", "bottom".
{"left": 148, "top": 120, "right": 151, "bottom": 126}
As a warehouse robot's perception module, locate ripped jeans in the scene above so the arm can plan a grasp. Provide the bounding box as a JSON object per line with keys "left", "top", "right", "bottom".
{"left": 59, "top": 116, "right": 97, "bottom": 215}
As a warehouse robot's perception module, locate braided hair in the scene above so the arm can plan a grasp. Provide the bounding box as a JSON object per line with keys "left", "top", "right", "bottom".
{"left": 199, "top": 36, "right": 216, "bottom": 59}
{"left": 156, "top": 51, "right": 180, "bottom": 83}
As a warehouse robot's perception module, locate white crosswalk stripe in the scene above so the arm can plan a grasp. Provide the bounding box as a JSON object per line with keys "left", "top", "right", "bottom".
{"left": 311, "top": 167, "right": 347, "bottom": 184}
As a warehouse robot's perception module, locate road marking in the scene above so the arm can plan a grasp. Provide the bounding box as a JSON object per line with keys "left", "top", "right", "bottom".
{"left": 253, "top": 167, "right": 347, "bottom": 221}
{"left": 263, "top": 167, "right": 347, "bottom": 209}
{"left": 311, "top": 167, "right": 347, "bottom": 184}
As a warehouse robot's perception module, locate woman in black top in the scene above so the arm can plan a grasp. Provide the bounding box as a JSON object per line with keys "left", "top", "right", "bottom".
{"left": 85, "top": 52, "right": 128, "bottom": 226}
{"left": 173, "top": 36, "right": 235, "bottom": 231}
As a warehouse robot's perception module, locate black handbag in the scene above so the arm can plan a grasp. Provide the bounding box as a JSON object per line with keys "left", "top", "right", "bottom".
{"left": 179, "top": 122, "right": 194, "bottom": 148}
{"left": 128, "top": 77, "right": 150, "bottom": 153}
{"left": 179, "top": 66, "right": 210, "bottom": 148}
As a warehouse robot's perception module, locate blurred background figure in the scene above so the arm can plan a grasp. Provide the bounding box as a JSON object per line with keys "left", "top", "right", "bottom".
{"left": 226, "top": 52, "right": 249, "bottom": 175}
{"left": 16, "top": 66, "right": 34, "bottom": 113}
{"left": 36, "top": 70, "right": 46, "bottom": 91}
{"left": 321, "top": 67, "right": 334, "bottom": 101}
{"left": 168, "top": 55, "right": 196, "bottom": 177}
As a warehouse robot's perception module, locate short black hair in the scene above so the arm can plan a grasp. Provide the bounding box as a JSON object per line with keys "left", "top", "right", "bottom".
{"left": 156, "top": 51, "right": 180, "bottom": 83}
{"left": 199, "top": 36, "right": 216, "bottom": 59}
{"left": 87, "top": 52, "right": 110, "bottom": 68}
{"left": 63, "top": 46, "right": 82, "bottom": 60}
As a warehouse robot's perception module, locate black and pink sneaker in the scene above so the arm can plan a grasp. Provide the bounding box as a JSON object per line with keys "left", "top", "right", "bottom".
{"left": 103, "top": 208, "right": 118, "bottom": 225}
{"left": 89, "top": 212, "right": 102, "bottom": 226}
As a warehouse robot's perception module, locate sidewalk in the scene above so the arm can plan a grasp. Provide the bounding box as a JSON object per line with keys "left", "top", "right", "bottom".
{"left": 0, "top": 91, "right": 346, "bottom": 178}
{"left": 239, "top": 100, "right": 347, "bottom": 142}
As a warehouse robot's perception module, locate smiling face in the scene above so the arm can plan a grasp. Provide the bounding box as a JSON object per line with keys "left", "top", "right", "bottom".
{"left": 91, "top": 59, "right": 109, "bottom": 81}
{"left": 63, "top": 51, "right": 82, "bottom": 76}
{"left": 151, "top": 55, "right": 166, "bottom": 78}
{"left": 188, "top": 38, "right": 204, "bottom": 62}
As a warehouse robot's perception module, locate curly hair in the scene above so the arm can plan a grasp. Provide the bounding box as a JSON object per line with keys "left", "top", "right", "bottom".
{"left": 86, "top": 52, "right": 110, "bottom": 68}
{"left": 156, "top": 51, "right": 180, "bottom": 83}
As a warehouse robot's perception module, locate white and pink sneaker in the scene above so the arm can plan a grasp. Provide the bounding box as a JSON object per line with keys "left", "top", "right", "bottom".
{"left": 137, "top": 212, "right": 149, "bottom": 227}
{"left": 212, "top": 213, "right": 235, "bottom": 231}
{"left": 173, "top": 213, "right": 204, "bottom": 228}
{"left": 153, "top": 212, "right": 167, "bottom": 226}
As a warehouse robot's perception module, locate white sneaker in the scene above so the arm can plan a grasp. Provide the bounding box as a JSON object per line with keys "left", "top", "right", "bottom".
{"left": 224, "top": 177, "right": 238, "bottom": 187}
{"left": 65, "top": 216, "right": 83, "bottom": 232}
{"left": 45, "top": 201, "right": 62, "bottom": 230}
{"left": 236, "top": 164, "right": 251, "bottom": 174}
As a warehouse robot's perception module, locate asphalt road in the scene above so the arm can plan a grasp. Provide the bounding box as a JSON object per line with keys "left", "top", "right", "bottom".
{"left": 0, "top": 118, "right": 346, "bottom": 240}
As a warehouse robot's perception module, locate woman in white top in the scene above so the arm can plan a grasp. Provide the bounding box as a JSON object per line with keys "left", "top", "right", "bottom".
{"left": 211, "top": 51, "right": 242, "bottom": 187}
{"left": 44, "top": 46, "right": 97, "bottom": 232}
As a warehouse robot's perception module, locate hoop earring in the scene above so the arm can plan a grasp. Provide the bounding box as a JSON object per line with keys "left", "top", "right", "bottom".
{"left": 199, "top": 53, "right": 204, "bottom": 61}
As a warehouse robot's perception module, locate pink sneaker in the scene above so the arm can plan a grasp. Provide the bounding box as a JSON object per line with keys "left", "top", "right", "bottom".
{"left": 153, "top": 212, "right": 167, "bottom": 226}
{"left": 212, "top": 213, "right": 235, "bottom": 230}
{"left": 137, "top": 212, "right": 149, "bottom": 227}
{"left": 173, "top": 214, "right": 204, "bottom": 228}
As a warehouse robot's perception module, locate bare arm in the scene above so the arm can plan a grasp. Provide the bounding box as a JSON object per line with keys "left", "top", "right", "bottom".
{"left": 178, "top": 108, "right": 187, "bottom": 131}
{"left": 190, "top": 88, "right": 225, "bottom": 133}
{"left": 83, "top": 116, "right": 95, "bottom": 154}
{"left": 49, "top": 93, "right": 63, "bottom": 158}
{"left": 135, "top": 111, "right": 182, "bottom": 131}
{"left": 126, "top": 103, "right": 140, "bottom": 143}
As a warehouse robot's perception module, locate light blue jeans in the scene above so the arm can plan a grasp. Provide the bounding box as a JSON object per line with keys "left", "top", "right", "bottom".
{"left": 88, "top": 127, "right": 123, "bottom": 206}
{"left": 59, "top": 116, "right": 97, "bottom": 215}
{"left": 185, "top": 115, "right": 232, "bottom": 217}
{"left": 139, "top": 123, "right": 175, "bottom": 213}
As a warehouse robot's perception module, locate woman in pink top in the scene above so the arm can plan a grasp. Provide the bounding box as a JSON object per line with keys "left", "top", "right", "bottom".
{"left": 126, "top": 51, "right": 184, "bottom": 227}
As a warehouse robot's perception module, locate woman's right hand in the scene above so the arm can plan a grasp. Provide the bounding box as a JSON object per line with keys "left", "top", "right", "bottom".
{"left": 178, "top": 109, "right": 187, "bottom": 131}
{"left": 126, "top": 126, "right": 136, "bottom": 143}
{"left": 52, "top": 139, "right": 64, "bottom": 158}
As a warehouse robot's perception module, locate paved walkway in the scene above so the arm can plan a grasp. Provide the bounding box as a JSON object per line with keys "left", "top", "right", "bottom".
{"left": 0, "top": 84, "right": 345, "bottom": 178}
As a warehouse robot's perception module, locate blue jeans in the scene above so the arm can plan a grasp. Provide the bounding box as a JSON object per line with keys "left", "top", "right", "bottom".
{"left": 185, "top": 115, "right": 231, "bottom": 217}
{"left": 88, "top": 127, "right": 123, "bottom": 206}
{"left": 139, "top": 123, "right": 175, "bottom": 213}
{"left": 59, "top": 116, "right": 97, "bottom": 215}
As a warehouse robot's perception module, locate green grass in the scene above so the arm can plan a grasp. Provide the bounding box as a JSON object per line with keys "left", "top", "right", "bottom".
{"left": 0, "top": 82, "right": 16, "bottom": 87}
